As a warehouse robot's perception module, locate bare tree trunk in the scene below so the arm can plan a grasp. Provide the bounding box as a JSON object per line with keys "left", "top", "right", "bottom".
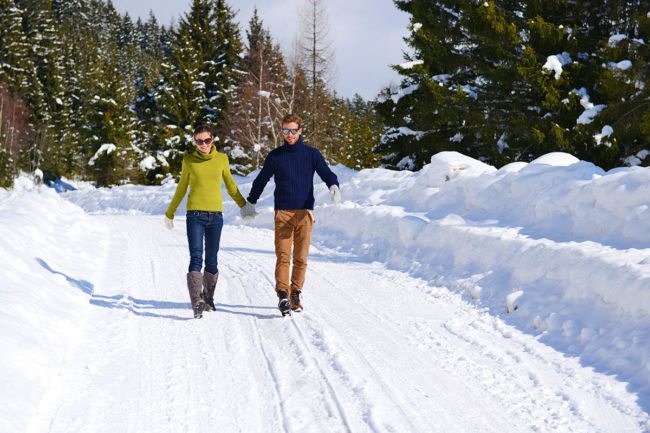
{"left": 311, "top": 2, "right": 317, "bottom": 118}
{"left": 10, "top": 102, "right": 17, "bottom": 176}
{"left": 299, "top": 0, "right": 334, "bottom": 152}
{"left": 0, "top": 90, "right": 5, "bottom": 147}
{"left": 256, "top": 50, "right": 264, "bottom": 169}
{"left": 0, "top": 87, "right": 7, "bottom": 156}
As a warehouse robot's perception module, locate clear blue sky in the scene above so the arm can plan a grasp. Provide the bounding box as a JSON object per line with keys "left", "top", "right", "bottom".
{"left": 110, "top": 0, "right": 411, "bottom": 100}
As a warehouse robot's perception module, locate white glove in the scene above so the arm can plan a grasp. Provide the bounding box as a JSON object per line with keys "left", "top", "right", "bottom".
{"left": 240, "top": 201, "right": 258, "bottom": 222}
{"left": 329, "top": 185, "right": 341, "bottom": 203}
{"left": 164, "top": 216, "right": 174, "bottom": 230}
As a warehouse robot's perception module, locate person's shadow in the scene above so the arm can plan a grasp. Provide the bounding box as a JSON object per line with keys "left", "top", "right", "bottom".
{"left": 214, "top": 303, "right": 278, "bottom": 320}
{"left": 89, "top": 294, "right": 193, "bottom": 321}
{"left": 36, "top": 258, "right": 277, "bottom": 321}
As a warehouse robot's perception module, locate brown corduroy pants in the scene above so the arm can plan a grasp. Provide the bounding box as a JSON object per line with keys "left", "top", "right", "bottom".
{"left": 274, "top": 210, "right": 314, "bottom": 294}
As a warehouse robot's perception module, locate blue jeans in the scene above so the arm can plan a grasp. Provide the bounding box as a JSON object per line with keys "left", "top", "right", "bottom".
{"left": 186, "top": 211, "right": 223, "bottom": 274}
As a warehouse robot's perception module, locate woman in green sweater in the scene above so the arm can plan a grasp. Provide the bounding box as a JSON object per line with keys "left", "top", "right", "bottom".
{"left": 164, "top": 125, "right": 248, "bottom": 319}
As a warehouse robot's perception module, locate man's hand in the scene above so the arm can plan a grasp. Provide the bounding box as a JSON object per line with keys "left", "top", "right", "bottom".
{"left": 240, "top": 201, "right": 258, "bottom": 222}
{"left": 164, "top": 216, "right": 174, "bottom": 230}
{"left": 329, "top": 185, "right": 341, "bottom": 203}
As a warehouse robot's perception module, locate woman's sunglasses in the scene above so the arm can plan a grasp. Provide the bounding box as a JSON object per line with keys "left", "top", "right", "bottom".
{"left": 194, "top": 137, "right": 213, "bottom": 145}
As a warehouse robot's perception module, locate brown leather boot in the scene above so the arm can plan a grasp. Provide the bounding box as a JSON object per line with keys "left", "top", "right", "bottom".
{"left": 290, "top": 290, "right": 303, "bottom": 312}
{"left": 203, "top": 271, "right": 218, "bottom": 311}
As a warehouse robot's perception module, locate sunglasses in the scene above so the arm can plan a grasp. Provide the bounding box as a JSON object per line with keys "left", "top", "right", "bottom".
{"left": 194, "top": 137, "right": 213, "bottom": 145}
{"left": 281, "top": 128, "right": 300, "bottom": 135}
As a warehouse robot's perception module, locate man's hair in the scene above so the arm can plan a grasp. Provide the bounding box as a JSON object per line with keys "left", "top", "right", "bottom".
{"left": 193, "top": 124, "right": 213, "bottom": 136}
{"left": 281, "top": 114, "right": 302, "bottom": 128}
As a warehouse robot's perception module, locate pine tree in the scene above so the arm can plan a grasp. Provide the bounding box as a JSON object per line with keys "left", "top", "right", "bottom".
{"left": 156, "top": 0, "right": 244, "bottom": 176}
{"left": 0, "top": 0, "right": 34, "bottom": 183}
{"left": 211, "top": 0, "right": 243, "bottom": 124}
{"left": 322, "top": 95, "right": 383, "bottom": 169}
{"left": 513, "top": 0, "right": 649, "bottom": 167}
{"left": 156, "top": 27, "right": 207, "bottom": 173}
{"left": 20, "top": 0, "right": 74, "bottom": 176}
{"left": 132, "top": 12, "right": 171, "bottom": 184}
{"left": 336, "top": 95, "right": 384, "bottom": 169}
{"left": 379, "top": 0, "right": 650, "bottom": 170}
{"left": 53, "top": 0, "right": 99, "bottom": 180}
{"left": 377, "top": 0, "right": 486, "bottom": 170}
{"left": 580, "top": 0, "right": 650, "bottom": 166}
{"left": 0, "top": 0, "right": 34, "bottom": 95}
{"left": 84, "top": 49, "right": 139, "bottom": 187}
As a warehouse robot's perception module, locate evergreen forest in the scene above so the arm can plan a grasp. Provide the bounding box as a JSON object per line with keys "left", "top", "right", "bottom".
{"left": 0, "top": 0, "right": 648, "bottom": 188}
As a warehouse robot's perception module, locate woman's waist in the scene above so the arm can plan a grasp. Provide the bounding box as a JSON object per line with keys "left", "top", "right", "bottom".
{"left": 186, "top": 210, "right": 223, "bottom": 216}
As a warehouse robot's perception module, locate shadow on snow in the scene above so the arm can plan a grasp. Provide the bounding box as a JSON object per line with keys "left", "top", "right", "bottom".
{"left": 36, "top": 257, "right": 94, "bottom": 295}
{"left": 36, "top": 258, "right": 279, "bottom": 321}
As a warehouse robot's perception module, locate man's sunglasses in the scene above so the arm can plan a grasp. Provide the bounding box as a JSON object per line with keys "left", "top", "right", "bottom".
{"left": 281, "top": 128, "right": 300, "bottom": 135}
{"left": 194, "top": 137, "right": 213, "bottom": 145}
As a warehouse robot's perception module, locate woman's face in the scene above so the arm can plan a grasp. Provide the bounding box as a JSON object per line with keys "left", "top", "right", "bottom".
{"left": 194, "top": 132, "right": 213, "bottom": 154}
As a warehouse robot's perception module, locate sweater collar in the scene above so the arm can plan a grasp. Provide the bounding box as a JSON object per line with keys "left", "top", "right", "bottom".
{"left": 284, "top": 136, "right": 305, "bottom": 152}
{"left": 193, "top": 145, "right": 217, "bottom": 160}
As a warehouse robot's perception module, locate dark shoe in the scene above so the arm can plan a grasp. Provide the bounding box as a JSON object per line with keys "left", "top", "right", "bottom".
{"left": 193, "top": 300, "right": 205, "bottom": 319}
{"left": 203, "top": 271, "right": 218, "bottom": 312}
{"left": 277, "top": 291, "right": 291, "bottom": 316}
{"left": 203, "top": 298, "right": 215, "bottom": 312}
{"left": 290, "top": 290, "right": 303, "bottom": 312}
{"left": 203, "top": 297, "right": 215, "bottom": 312}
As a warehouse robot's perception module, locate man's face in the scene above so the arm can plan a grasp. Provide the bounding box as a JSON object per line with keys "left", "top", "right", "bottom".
{"left": 281, "top": 122, "right": 301, "bottom": 145}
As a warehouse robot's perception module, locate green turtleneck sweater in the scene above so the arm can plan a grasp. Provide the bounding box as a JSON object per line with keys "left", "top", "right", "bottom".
{"left": 165, "top": 146, "right": 246, "bottom": 219}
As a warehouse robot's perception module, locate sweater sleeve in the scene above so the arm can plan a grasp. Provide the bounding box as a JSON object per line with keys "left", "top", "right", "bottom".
{"left": 165, "top": 157, "right": 190, "bottom": 219}
{"left": 313, "top": 149, "right": 339, "bottom": 187}
{"left": 222, "top": 156, "right": 246, "bottom": 208}
{"left": 247, "top": 154, "right": 274, "bottom": 204}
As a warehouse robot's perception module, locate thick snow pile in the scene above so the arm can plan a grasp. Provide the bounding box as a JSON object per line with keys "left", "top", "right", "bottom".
{"left": 49, "top": 151, "right": 650, "bottom": 411}
{"left": 0, "top": 178, "right": 108, "bottom": 433}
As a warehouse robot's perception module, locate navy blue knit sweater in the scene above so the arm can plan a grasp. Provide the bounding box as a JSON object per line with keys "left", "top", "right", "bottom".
{"left": 247, "top": 137, "right": 339, "bottom": 210}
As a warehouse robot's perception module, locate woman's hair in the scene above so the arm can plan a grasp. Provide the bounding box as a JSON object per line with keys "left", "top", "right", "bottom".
{"left": 193, "top": 124, "right": 213, "bottom": 136}
{"left": 281, "top": 114, "right": 302, "bottom": 128}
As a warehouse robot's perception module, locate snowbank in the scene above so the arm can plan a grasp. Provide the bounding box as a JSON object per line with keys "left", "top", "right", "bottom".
{"left": 0, "top": 179, "right": 109, "bottom": 432}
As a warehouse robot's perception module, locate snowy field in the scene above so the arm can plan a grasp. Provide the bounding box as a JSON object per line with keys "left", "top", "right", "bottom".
{"left": 1, "top": 151, "right": 649, "bottom": 432}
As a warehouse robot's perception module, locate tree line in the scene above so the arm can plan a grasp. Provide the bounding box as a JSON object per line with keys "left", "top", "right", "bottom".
{"left": 1, "top": 0, "right": 648, "bottom": 189}
{"left": 0, "top": 0, "right": 382, "bottom": 188}
{"left": 378, "top": 0, "right": 650, "bottom": 171}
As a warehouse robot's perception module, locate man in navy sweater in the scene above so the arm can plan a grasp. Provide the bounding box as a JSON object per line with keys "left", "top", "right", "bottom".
{"left": 241, "top": 114, "right": 341, "bottom": 315}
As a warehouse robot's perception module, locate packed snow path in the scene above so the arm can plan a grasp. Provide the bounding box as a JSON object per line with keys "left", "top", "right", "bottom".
{"left": 27, "top": 215, "right": 648, "bottom": 433}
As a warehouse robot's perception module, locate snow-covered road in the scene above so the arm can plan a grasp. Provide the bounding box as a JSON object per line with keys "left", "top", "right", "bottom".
{"left": 24, "top": 215, "right": 648, "bottom": 433}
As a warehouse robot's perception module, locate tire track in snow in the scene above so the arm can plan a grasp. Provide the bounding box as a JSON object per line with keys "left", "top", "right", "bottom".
{"left": 305, "top": 264, "right": 442, "bottom": 432}
{"left": 216, "top": 257, "right": 290, "bottom": 432}
{"left": 304, "top": 248, "right": 647, "bottom": 433}
{"left": 225, "top": 261, "right": 337, "bottom": 430}
{"left": 222, "top": 232, "right": 508, "bottom": 432}
{"left": 223, "top": 242, "right": 431, "bottom": 433}
{"left": 285, "top": 317, "right": 354, "bottom": 433}
{"left": 223, "top": 252, "right": 355, "bottom": 433}
{"left": 229, "top": 279, "right": 291, "bottom": 433}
